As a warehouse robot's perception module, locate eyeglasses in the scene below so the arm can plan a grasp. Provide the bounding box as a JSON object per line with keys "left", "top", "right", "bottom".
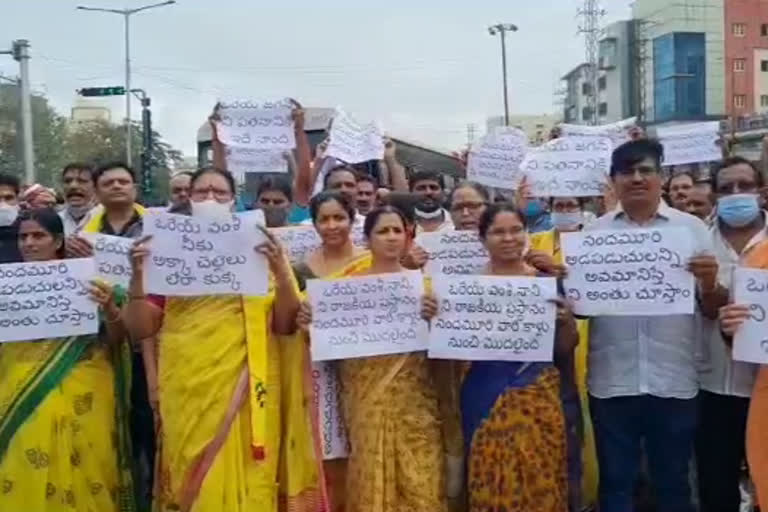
{"left": 450, "top": 201, "right": 486, "bottom": 213}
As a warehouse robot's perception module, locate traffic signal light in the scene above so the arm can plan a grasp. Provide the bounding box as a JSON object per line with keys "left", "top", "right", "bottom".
{"left": 78, "top": 86, "right": 125, "bottom": 97}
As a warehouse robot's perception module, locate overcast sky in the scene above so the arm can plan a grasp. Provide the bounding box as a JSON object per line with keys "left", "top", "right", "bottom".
{"left": 0, "top": 0, "right": 631, "bottom": 158}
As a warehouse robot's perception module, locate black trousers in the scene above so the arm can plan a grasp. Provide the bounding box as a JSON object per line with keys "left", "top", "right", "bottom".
{"left": 695, "top": 390, "right": 750, "bottom": 512}
{"left": 131, "top": 352, "right": 156, "bottom": 510}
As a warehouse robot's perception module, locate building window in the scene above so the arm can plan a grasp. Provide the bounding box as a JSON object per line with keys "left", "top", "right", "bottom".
{"left": 761, "top": 95, "right": 768, "bottom": 107}
{"left": 582, "top": 106, "right": 592, "bottom": 121}
{"left": 762, "top": 60, "right": 768, "bottom": 72}
{"left": 598, "top": 76, "right": 607, "bottom": 90}
{"left": 734, "top": 58, "right": 746, "bottom": 72}
{"left": 762, "top": 23, "right": 768, "bottom": 36}
{"left": 653, "top": 32, "right": 706, "bottom": 121}
{"left": 733, "top": 23, "right": 746, "bottom": 37}
{"left": 598, "top": 102, "right": 608, "bottom": 116}
{"left": 734, "top": 94, "right": 747, "bottom": 108}
{"left": 581, "top": 83, "right": 592, "bottom": 96}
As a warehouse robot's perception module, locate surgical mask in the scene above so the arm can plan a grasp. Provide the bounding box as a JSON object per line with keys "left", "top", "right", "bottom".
{"left": 551, "top": 211, "right": 583, "bottom": 231}
{"left": 262, "top": 207, "right": 289, "bottom": 228}
{"left": 524, "top": 200, "right": 544, "bottom": 219}
{"left": 190, "top": 199, "right": 234, "bottom": 219}
{"left": 0, "top": 203, "right": 19, "bottom": 227}
{"left": 717, "top": 193, "right": 760, "bottom": 228}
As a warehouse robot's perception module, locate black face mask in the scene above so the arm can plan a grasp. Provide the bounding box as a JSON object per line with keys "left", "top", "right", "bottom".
{"left": 262, "top": 207, "right": 289, "bottom": 228}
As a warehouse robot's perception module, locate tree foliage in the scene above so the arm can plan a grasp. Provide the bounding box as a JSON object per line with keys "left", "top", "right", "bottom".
{"left": 0, "top": 83, "right": 184, "bottom": 204}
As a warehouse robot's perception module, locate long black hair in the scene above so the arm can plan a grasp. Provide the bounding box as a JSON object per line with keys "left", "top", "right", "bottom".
{"left": 17, "top": 207, "right": 66, "bottom": 259}
{"left": 363, "top": 205, "right": 410, "bottom": 239}
{"left": 478, "top": 202, "right": 527, "bottom": 240}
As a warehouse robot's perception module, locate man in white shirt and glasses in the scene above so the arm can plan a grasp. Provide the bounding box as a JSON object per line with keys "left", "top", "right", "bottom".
{"left": 585, "top": 138, "right": 722, "bottom": 512}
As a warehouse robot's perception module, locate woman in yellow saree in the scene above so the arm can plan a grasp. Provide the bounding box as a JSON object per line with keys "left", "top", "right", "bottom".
{"left": 292, "top": 191, "right": 370, "bottom": 512}
{"left": 298, "top": 205, "right": 447, "bottom": 512}
{"left": 0, "top": 207, "right": 135, "bottom": 512}
{"left": 123, "top": 168, "right": 325, "bottom": 512}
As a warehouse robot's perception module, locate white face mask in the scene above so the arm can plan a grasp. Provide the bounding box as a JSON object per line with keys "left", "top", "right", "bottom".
{"left": 190, "top": 199, "right": 234, "bottom": 219}
{"left": 0, "top": 202, "right": 19, "bottom": 227}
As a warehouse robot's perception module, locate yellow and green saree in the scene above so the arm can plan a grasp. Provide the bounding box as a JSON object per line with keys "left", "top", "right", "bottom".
{"left": 0, "top": 330, "right": 135, "bottom": 512}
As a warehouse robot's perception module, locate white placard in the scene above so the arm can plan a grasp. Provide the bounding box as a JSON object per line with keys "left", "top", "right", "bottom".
{"left": 466, "top": 128, "right": 528, "bottom": 190}
{"left": 325, "top": 109, "right": 384, "bottom": 164}
{"left": 225, "top": 146, "right": 287, "bottom": 182}
{"left": 216, "top": 99, "right": 296, "bottom": 151}
{"left": 415, "top": 230, "right": 488, "bottom": 276}
{"left": 429, "top": 275, "right": 557, "bottom": 362}
{"left": 307, "top": 270, "right": 427, "bottom": 361}
{"left": 271, "top": 224, "right": 366, "bottom": 264}
{"left": 311, "top": 361, "right": 349, "bottom": 459}
{"left": 521, "top": 136, "right": 611, "bottom": 197}
{"left": 560, "top": 117, "right": 636, "bottom": 149}
{"left": 0, "top": 258, "right": 98, "bottom": 343}
{"left": 733, "top": 268, "right": 768, "bottom": 364}
{"left": 562, "top": 227, "right": 695, "bottom": 316}
{"left": 656, "top": 121, "right": 720, "bottom": 166}
{"left": 82, "top": 233, "right": 133, "bottom": 288}
{"left": 143, "top": 211, "right": 268, "bottom": 296}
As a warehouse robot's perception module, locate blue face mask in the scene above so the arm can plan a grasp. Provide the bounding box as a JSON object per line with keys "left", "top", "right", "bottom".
{"left": 524, "top": 200, "right": 544, "bottom": 219}
{"left": 551, "top": 211, "right": 583, "bottom": 231}
{"left": 717, "top": 193, "right": 761, "bottom": 228}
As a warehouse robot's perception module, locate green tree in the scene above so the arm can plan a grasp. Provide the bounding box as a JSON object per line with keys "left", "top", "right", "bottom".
{"left": 0, "top": 83, "right": 70, "bottom": 185}
{"left": 0, "top": 85, "right": 184, "bottom": 204}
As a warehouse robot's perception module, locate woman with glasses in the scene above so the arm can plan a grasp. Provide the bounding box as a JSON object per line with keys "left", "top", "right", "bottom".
{"left": 124, "top": 168, "right": 325, "bottom": 512}
{"left": 423, "top": 202, "right": 579, "bottom": 511}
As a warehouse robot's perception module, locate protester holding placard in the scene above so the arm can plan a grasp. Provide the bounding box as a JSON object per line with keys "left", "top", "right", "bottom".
{"left": 0, "top": 207, "right": 136, "bottom": 512}
{"left": 292, "top": 191, "right": 371, "bottom": 512}
{"left": 694, "top": 156, "right": 765, "bottom": 512}
{"left": 529, "top": 195, "right": 598, "bottom": 510}
{"left": 423, "top": 202, "right": 579, "bottom": 512}
{"left": 719, "top": 240, "right": 768, "bottom": 512}
{"left": 297, "top": 205, "right": 446, "bottom": 512}
{"left": 123, "top": 168, "right": 325, "bottom": 512}
{"left": 584, "top": 139, "right": 720, "bottom": 512}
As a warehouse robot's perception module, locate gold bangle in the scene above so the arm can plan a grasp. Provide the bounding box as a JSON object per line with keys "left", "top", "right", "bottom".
{"left": 129, "top": 294, "right": 147, "bottom": 301}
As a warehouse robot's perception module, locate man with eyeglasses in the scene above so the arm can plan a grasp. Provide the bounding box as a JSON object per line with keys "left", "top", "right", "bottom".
{"left": 694, "top": 156, "right": 765, "bottom": 512}
{"left": 584, "top": 139, "right": 722, "bottom": 512}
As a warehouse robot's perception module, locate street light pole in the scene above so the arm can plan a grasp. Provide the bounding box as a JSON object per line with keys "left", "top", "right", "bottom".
{"left": 488, "top": 23, "right": 518, "bottom": 127}
{"left": 77, "top": 1, "right": 175, "bottom": 167}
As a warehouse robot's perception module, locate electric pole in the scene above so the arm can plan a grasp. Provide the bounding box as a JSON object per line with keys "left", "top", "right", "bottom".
{"left": 466, "top": 123, "right": 476, "bottom": 147}
{"left": 578, "top": 0, "right": 605, "bottom": 126}
{"left": 1, "top": 40, "right": 35, "bottom": 183}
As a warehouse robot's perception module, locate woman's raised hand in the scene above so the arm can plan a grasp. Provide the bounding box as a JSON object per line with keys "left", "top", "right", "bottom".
{"left": 420, "top": 292, "right": 439, "bottom": 322}
{"left": 297, "top": 301, "right": 313, "bottom": 331}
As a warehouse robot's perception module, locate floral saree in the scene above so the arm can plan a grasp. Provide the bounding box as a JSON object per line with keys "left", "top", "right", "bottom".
{"left": 328, "top": 256, "right": 447, "bottom": 512}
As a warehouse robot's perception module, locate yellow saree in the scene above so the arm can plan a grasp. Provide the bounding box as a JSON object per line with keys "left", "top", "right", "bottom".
{"left": 327, "top": 256, "right": 447, "bottom": 512}
{"left": 154, "top": 282, "right": 324, "bottom": 511}
{"left": 0, "top": 337, "right": 134, "bottom": 512}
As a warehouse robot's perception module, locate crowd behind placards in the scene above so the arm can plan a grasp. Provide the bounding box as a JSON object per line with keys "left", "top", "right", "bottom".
{"left": 2, "top": 104, "right": 768, "bottom": 512}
